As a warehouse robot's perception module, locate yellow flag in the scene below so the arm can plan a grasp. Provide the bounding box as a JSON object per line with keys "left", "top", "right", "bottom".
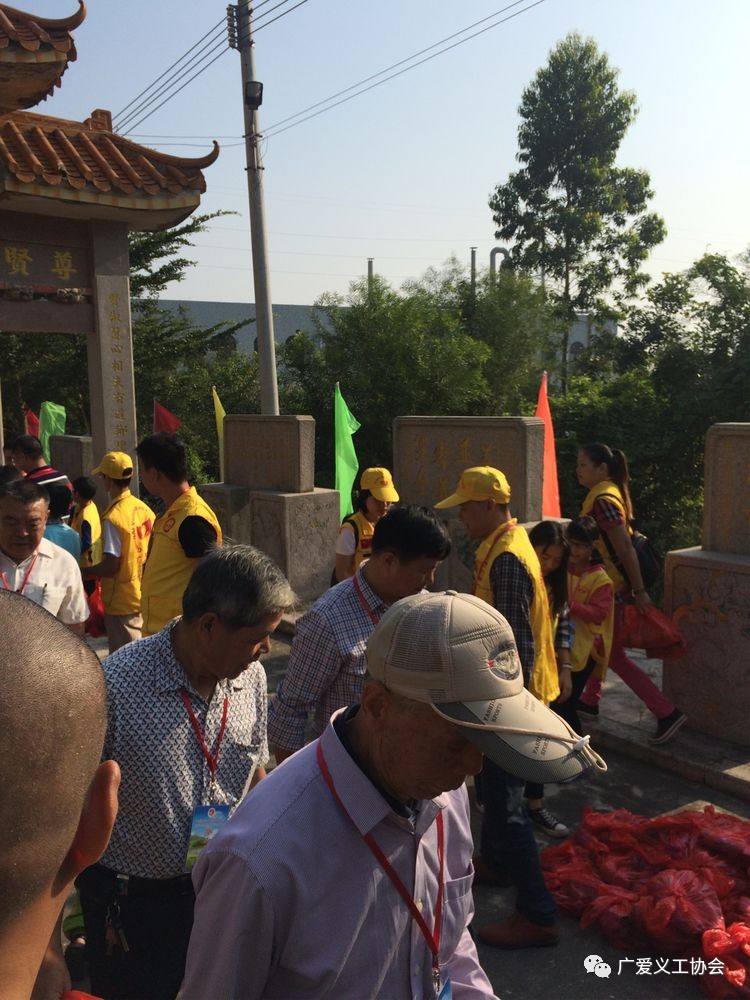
{"left": 212, "top": 386, "right": 226, "bottom": 481}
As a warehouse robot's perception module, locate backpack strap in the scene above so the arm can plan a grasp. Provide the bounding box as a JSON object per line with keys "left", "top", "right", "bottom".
{"left": 591, "top": 493, "right": 633, "bottom": 589}
{"left": 341, "top": 514, "right": 360, "bottom": 552}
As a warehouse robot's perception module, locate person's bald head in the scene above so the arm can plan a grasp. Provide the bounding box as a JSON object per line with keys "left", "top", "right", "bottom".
{"left": 0, "top": 591, "right": 108, "bottom": 929}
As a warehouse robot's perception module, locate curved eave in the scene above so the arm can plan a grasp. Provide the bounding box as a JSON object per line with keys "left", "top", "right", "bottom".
{"left": 0, "top": 0, "right": 85, "bottom": 33}
{"left": 116, "top": 135, "right": 220, "bottom": 171}
{"left": 0, "top": 177, "right": 203, "bottom": 231}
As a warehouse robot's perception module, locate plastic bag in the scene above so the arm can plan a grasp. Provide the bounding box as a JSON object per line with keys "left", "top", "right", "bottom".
{"left": 621, "top": 604, "right": 687, "bottom": 658}
{"left": 84, "top": 579, "right": 106, "bottom": 638}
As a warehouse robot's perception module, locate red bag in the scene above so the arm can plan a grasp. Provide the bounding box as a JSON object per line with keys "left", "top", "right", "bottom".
{"left": 621, "top": 604, "right": 687, "bottom": 658}
{"left": 84, "top": 580, "right": 106, "bottom": 638}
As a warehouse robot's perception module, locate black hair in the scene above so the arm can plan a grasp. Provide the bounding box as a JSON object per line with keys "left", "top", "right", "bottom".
{"left": 371, "top": 504, "right": 451, "bottom": 562}
{"left": 11, "top": 434, "right": 43, "bottom": 460}
{"left": 136, "top": 432, "right": 187, "bottom": 484}
{"left": 566, "top": 514, "right": 600, "bottom": 545}
{"left": 579, "top": 442, "right": 634, "bottom": 521}
{"left": 72, "top": 476, "right": 98, "bottom": 501}
{"left": 356, "top": 488, "right": 373, "bottom": 513}
{"left": 528, "top": 520, "right": 569, "bottom": 616}
{"left": 0, "top": 478, "right": 49, "bottom": 505}
{"left": 0, "top": 466, "right": 22, "bottom": 489}
{"left": 46, "top": 483, "right": 72, "bottom": 521}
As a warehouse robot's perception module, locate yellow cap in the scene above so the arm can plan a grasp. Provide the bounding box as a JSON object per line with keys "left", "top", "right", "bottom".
{"left": 360, "top": 467, "right": 399, "bottom": 503}
{"left": 92, "top": 451, "right": 134, "bottom": 480}
{"left": 435, "top": 466, "right": 511, "bottom": 508}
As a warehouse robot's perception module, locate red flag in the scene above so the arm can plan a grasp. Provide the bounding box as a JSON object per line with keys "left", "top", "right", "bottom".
{"left": 535, "top": 372, "right": 561, "bottom": 518}
{"left": 153, "top": 399, "right": 181, "bottom": 434}
{"left": 23, "top": 404, "right": 40, "bottom": 436}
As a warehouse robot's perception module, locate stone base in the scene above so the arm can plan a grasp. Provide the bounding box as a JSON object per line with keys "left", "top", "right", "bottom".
{"left": 249, "top": 487, "right": 339, "bottom": 603}
{"left": 664, "top": 546, "right": 750, "bottom": 748}
{"left": 198, "top": 483, "right": 251, "bottom": 543}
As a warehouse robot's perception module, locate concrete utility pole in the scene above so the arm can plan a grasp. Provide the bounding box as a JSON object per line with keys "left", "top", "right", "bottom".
{"left": 470, "top": 246, "right": 477, "bottom": 294}
{"left": 230, "top": 1, "right": 279, "bottom": 415}
{"left": 367, "top": 257, "right": 374, "bottom": 293}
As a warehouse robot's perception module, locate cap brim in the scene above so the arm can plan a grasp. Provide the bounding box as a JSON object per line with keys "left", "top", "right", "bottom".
{"left": 370, "top": 486, "right": 400, "bottom": 502}
{"left": 433, "top": 696, "right": 607, "bottom": 784}
{"left": 434, "top": 492, "right": 466, "bottom": 509}
{"left": 90, "top": 465, "right": 103, "bottom": 476}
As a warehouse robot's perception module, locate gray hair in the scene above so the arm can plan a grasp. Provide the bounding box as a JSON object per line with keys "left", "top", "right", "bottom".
{"left": 182, "top": 544, "right": 295, "bottom": 627}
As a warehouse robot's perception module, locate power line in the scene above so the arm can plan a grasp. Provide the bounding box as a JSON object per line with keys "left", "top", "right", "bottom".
{"left": 117, "top": 0, "right": 310, "bottom": 135}
{"left": 113, "top": 15, "right": 226, "bottom": 124}
{"left": 263, "top": 0, "right": 547, "bottom": 138}
{"left": 116, "top": 32, "right": 228, "bottom": 132}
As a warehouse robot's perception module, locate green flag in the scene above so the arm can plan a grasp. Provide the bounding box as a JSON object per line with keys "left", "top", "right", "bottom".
{"left": 334, "top": 383, "right": 360, "bottom": 521}
{"left": 38, "top": 401, "right": 66, "bottom": 463}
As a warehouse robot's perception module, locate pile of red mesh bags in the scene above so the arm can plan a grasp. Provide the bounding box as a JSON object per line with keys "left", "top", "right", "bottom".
{"left": 542, "top": 806, "right": 750, "bottom": 997}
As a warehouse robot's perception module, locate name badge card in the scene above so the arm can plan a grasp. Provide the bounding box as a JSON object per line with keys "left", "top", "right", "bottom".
{"left": 185, "top": 804, "right": 230, "bottom": 870}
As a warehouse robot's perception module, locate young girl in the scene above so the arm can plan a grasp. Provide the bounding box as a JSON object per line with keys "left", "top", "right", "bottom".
{"left": 575, "top": 443, "right": 686, "bottom": 743}
{"left": 525, "top": 520, "right": 573, "bottom": 837}
{"left": 559, "top": 516, "right": 615, "bottom": 734}
{"left": 333, "top": 467, "right": 399, "bottom": 582}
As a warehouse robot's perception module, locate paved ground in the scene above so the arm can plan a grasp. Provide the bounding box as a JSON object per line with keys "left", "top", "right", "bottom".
{"left": 84, "top": 631, "right": 750, "bottom": 998}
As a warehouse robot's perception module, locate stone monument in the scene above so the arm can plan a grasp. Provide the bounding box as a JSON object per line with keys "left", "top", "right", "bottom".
{"left": 199, "top": 415, "right": 339, "bottom": 602}
{"left": 663, "top": 423, "right": 750, "bottom": 747}
{"left": 393, "top": 416, "right": 545, "bottom": 590}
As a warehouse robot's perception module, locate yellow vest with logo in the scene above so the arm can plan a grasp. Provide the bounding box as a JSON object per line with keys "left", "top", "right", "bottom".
{"left": 140, "top": 486, "right": 222, "bottom": 636}
{"left": 473, "top": 521, "right": 560, "bottom": 705}
{"left": 568, "top": 564, "right": 614, "bottom": 678}
{"left": 71, "top": 500, "right": 102, "bottom": 567}
{"left": 101, "top": 490, "right": 155, "bottom": 616}
{"left": 343, "top": 510, "right": 375, "bottom": 570}
{"left": 581, "top": 480, "right": 632, "bottom": 593}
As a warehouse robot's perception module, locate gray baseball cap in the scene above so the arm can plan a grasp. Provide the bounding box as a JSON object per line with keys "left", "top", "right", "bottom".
{"left": 366, "top": 590, "right": 607, "bottom": 785}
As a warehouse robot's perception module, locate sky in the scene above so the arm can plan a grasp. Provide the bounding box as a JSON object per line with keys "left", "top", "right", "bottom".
{"left": 26, "top": 0, "right": 750, "bottom": 306}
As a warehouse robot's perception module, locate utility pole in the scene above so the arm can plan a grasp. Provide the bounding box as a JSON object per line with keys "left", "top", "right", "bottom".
{"left": 229, "top": 1, "right": 279, "bottom": 415}
{"left": 470, "top": 246, "right": 477, "bottom": 295}
{"left": 367, "top": 258, "right": 374, "bottom": 293}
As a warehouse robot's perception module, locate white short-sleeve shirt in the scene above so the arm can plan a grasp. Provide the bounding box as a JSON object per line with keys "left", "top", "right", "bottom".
{"left": 0, "top": 537, "right": 89, "bottom": 624}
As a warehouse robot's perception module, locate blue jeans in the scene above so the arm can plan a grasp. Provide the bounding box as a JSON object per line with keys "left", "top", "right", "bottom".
{"left": 479, "top": 759, "right": 557, "bottom": 927}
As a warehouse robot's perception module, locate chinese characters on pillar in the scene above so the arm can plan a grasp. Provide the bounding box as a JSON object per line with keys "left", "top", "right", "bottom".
{"left": 107, "top": 292, "right": 130, "bottom": 453}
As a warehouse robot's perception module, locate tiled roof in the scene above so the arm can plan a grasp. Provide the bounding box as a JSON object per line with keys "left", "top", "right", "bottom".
{"left": 0, "top": 109, "right": 219, "bottom": 198}
{"left": 0, "top": 2, "right": 85, "bottom": 111}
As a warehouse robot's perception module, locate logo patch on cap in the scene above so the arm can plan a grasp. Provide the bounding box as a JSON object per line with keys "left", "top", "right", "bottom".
{"left": 488, "top": 648, "right": 521, "bottom": 681}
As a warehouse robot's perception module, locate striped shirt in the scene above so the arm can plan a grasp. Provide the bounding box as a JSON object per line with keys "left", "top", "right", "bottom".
{"left": 26, "top": 465, "right": 71, "bottom": 491}
{"left": 267, "top": 566, "right": 388, "bottom": 753}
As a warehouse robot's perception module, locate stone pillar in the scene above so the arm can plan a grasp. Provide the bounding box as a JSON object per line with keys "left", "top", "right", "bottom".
{"left": 392, "top": 416, "right": 544, "bottom": 590}
{"left": 87, "top": 221, "right": 138, "bottom": 468}
{"left": 663, "top": 423, "right": 750, "bottom": 747}
{"left": 208, "top": 415, "right": 339, "bottom": 602}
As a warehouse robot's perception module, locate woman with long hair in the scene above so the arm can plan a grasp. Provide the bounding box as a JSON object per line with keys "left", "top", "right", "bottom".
{"left": 575, "top": 443, "right": 686, "bottom": 744}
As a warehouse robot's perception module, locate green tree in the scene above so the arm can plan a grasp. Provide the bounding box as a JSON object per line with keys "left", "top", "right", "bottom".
{"left": 278, "top": 275, "right": 491, "bottom": 485}
{"left": 490, "top": 32, "right": 665, "bottom": 389}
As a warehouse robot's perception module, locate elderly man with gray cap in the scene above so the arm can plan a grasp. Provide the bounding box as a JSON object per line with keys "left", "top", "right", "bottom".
{"left": 182, "top": 590, "right": 604, "bottom": 1000}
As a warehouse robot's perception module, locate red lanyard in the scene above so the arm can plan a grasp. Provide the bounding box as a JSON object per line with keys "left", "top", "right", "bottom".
{"left": 180, "top": 688, "right": 229, "bottom": 794}
{"left": 352, "top": 573, "right": 381, "bottom": 626}
{"left": 1, "top": 553, "right": 39, "bottom": 594}
{"left": 316, "top": 742, "right": 445, "bottom": 992}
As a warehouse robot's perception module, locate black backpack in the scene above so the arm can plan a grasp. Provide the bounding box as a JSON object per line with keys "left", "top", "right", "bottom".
{"left": 598, "top": 494, "right": 662, "bottom": 589}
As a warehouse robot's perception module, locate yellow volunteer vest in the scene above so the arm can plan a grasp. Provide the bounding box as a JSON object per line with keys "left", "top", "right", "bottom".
{"left": 473, "top": 521, "right": 559, "bottom": 705}
{"left": 140, "top": 487, "right": 222, "bottom": 636}
{"left": 71, "top": 500, "right": 102, "bottom": 567}
{"left": 343, "top": 510, "right": 375, "bottom": 571}
{"left": 101, "top": 490, "right": 155, "bottom": 616}
{"left": 568, "top": 565, "right": 614, "bottom": 678}
{"left": 581, "top": 480, "right": 632, "bottom": 593}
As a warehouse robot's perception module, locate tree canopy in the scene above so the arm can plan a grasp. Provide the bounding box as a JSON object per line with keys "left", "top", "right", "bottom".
{"left": 490, "top": 32, "right": 666, "bottom": 388}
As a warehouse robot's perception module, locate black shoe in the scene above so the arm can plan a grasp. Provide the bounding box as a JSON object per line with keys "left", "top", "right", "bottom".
{"left": 578, "top": 703, "right": 599, "bottom": 718}
{"left": 528, "top": 806, "right": 570, "bottom": 838}
{"left": 649, "top": 709, "right": 687, "bottom": 745}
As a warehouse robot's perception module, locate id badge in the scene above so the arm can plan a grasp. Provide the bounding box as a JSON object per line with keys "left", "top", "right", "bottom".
{"left": 437, "top": 977, "right": 452, "bottom": 1000}
{"left": 185, "top": 804, "right": 230, "bottom": 871}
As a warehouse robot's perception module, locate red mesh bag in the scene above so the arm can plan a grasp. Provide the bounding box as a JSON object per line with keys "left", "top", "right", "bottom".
{"left": 621, "top": 604, "right": 687, "bottom": 658}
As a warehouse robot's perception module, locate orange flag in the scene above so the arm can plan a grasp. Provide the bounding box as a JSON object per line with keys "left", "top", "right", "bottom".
{"left": 535, "top": 372, "right": 561, "bottom": 518}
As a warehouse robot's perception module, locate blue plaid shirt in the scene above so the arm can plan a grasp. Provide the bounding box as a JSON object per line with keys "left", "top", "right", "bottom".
{"left": 267, "top": 567, "right": 388, "bottom": 753}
